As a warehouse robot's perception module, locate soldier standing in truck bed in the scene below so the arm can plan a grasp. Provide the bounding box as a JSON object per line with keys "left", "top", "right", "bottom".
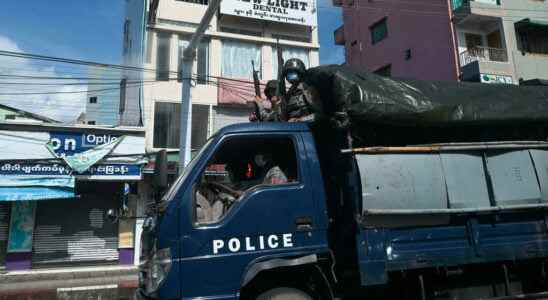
{"left": 282, "top": 58, "right": 314, "bottom": 122}
{"left": 249, "top": 80, "right": 282, "bottom": 122}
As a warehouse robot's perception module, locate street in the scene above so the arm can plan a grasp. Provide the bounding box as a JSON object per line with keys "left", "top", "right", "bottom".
{"left": 0, "top": 266, "right": 137, "bottom": 300}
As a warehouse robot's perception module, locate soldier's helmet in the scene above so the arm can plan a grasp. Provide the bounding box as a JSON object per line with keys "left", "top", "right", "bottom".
{"left": 264, "top": 80, "right": 278, "bottom": 98}
{"left": 283, "top": 58, "right": 306, "bottom": 84}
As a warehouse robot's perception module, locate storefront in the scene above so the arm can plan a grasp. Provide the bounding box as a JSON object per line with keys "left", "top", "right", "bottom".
{"left": 0, "top": 124, "right": 146, "bottom": 271}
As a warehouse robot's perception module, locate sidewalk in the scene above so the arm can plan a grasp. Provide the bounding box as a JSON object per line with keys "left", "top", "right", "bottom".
{"left": 0, "top": 265, "right": 138, "bottom": 299}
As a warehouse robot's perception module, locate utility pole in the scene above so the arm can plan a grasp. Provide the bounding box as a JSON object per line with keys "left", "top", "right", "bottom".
{"left": 178, "top": 0, "right": 222, "bottom": 174}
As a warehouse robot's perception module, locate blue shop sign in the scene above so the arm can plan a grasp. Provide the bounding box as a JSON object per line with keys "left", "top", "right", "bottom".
{"left": 0, "top": 162, "right": 141, "bottom": 180}
{"left": 49, "top": 132, "right": 121, "bottom": 157}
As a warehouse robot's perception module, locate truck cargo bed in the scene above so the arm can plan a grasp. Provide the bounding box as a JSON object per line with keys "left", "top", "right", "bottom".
{"left": 352, "top": 142, "right": 548, "bottom": 286}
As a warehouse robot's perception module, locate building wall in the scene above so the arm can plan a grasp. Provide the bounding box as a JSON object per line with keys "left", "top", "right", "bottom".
{"left": 121, "top": 0, "right": 148, "bottom": 127}
{"left": 85, "top": 67, "right": 122, "bottom": 126}
{"left": 338, "top": 0, "right": 458, "bottom": 81}
{"left": 135, "top": 0, "right": 320, "bottom": 152}
{"left": 454, "top": 0, "right": 548, "bottom": 83}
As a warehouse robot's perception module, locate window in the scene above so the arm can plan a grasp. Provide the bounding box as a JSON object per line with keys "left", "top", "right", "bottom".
{"left": 145, "top": 32, "right": 153, "bottom": 64}
{"left": 156, "top": 32, "right": 171, "bottom": 81}
{"left": 154, "top": 102, "right": 181, "bottom": 149}
{"left": 405, "top": 49, "right": 412, "bottom": 60}
{"left": 194, "top": 136, "right": 298, "bottom": 224}
{"left": 119, "top": 79, "right": 126, "bottom": 114}
{"left": 465, "top": 33, "right": 484, "bottom": 50}
{"left": 123, "top": 19, "right": 131, "bottom": 53}
{"left": 89, "top": 96, "right": 97, "bottom": 104}
{"left": 178, "top": 37, "right": 209, "bottom": 84}
{"left": 153, "top": 102, "right": 210, "bottom": 149}
{"left": 221, "top": 40, "right": 261, "bottom": 79}
{"left": 88, "top": 121, "right": 96, "bottom": 125}
{"left": 271, "top": 46, "right": 310, "bottom": 78}
{"left": 516, "top": 23, "right": 548, "bottom": 55}
{"left": 4, "top": 115, "right": 16, "bottom": 120}
{"left": 374, "top": 64, "right": 391, "bottom": 77}
{"left": 370, "top": 18, "right": 388, "bottom": 45}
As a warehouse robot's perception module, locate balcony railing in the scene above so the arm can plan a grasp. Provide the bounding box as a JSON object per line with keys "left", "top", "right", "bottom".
{"left": 452, "top": 0, "right": 500, "bottom": 10}
{"left": 459, "top": 47, "right": 508, "bottom": 66}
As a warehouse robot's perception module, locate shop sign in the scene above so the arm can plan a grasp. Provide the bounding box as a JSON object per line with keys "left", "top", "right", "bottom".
{"left": 49, "top": 132, "right": 121, "bottom": 157}
{"left": 0, "top": 162, "right": 141, "bottom": 180}
{"left": 220, "top": 0, "right": 317, "bottom": 27}
{"left": 480, "top": 74, "right": 514, "bottom": 84}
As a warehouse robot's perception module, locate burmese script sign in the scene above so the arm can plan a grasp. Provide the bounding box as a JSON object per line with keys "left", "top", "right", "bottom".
{"left": 220, "top": 0, "right": 317, "bottom": 26}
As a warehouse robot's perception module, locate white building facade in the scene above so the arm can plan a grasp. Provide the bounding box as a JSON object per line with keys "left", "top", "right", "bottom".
{"left": 83, "top": 67, "right": 123, "bottom": 126}
{"left": 453, "top": 0, "right": 548, "bottom": 85}
{"left": 124, "top": 0, "right": 320, "bottom": 154}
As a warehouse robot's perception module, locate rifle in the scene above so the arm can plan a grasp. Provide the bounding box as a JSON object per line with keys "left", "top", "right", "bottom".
{"left": 275, "top": 40, "right": 287, "bottom": 121}
{"left": 252, "top": 60, "right": 261, "bottom": 97}
{"left": 249, "top": 60, "right": 262, "bottom": 121}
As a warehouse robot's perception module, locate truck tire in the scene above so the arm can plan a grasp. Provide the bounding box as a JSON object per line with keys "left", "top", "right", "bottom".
{"left": 256, "top": 287, "right": 313, "bottom": 300}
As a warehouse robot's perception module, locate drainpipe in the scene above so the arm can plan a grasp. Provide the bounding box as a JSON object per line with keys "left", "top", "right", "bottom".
{"left": 447, "top": 0, "right": 461, "bottom": 81}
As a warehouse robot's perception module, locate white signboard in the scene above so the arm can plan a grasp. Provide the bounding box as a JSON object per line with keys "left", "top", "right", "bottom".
{"left": 480, "top": 74, "right": 514, "bottom": 85}
{"left": 220, "top": 0, "right": 317, "bottom": 27}
{"left": 476, "top": 0, "right": 499, "bottom": 5}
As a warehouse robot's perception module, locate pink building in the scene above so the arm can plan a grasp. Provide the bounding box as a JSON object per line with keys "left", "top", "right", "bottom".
{"left": 333, "top": 0, "right": 459, "bottom": 81}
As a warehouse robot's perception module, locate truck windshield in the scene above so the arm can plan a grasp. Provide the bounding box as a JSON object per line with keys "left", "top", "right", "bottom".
{"left": 159, "top": 137, "right": 215, "bottom": 207}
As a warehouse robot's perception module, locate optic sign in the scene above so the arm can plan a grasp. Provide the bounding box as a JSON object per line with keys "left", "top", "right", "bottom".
{"left": 220, "top": 0, "right": 317, "bottom": 27}
{"left": 49, "top": 131, "right": 121, "bottom": 157}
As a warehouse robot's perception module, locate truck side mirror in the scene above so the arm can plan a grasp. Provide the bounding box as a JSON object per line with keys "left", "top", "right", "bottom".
{"left": 154, "top": 150, "right": 168, "bottom": 190}
{"left": 107, "top": 208, "right": 118, "bottom": 223}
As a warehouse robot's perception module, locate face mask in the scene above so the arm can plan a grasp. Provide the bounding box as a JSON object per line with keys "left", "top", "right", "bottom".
{"left": 254, "top": 155, "right": 266, "bottom": 167}
{"left": 286, "top": 72, "right": 300, "bottom": 83}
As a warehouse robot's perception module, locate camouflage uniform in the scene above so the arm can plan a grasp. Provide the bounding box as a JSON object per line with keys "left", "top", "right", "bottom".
{"left": 263, "top": 166, "right": 288, "bottom": 185}
{"left": 285, "top": 83, "right": 314, "bottom": 121}
{"left": 256, "top": 99, "right": 282, "bottom": 122}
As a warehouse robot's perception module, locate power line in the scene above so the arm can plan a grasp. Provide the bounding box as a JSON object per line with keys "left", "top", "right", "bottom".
{"left": 0, "top": 81, "right": 157, "bottom": 96}
{"left": 0, "top": 80, "right": 159, "bottom": 86}
{"left": 0, "top": 74, "right": 127, "bottom": 81}
{"left": 0, "top": 50, "right": 177, "bottom": 75}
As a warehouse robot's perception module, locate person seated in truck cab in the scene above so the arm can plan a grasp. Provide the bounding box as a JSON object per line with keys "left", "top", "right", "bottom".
{"left": 196, "top": 163, "right": 243, "bottom": 224}
{"left": 254, "top": 153, "right": 288, "bottom": 185}
{"left": 195, "top": 137, "right": 297, "bottom": 225}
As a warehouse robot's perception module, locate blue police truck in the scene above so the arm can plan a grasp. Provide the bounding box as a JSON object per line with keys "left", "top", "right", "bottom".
{"left": 136, "top": 120, "right": 548, "bottom": 300}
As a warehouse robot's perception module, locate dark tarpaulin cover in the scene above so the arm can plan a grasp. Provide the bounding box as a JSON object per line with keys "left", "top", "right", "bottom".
{"left": 304, "top": 65, "right": 548, "bottom": 126}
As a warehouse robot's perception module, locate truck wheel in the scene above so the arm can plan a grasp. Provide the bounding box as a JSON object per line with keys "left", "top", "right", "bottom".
{"left": 256, "top": 287, "right": 313, "bottom": 300}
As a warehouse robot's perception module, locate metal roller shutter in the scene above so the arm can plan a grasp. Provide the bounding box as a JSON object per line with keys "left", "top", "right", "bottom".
{"left": 0, "top": 203, "right": 9, "bottom": 267}
{"left": 32, "top": 193, "right": 119, "bottom": 267}
{"left": 213, "top": 106, "right": 250, "bottom": 133}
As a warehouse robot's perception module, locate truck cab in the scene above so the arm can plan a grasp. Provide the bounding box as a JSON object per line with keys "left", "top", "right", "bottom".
{"left": 138, "top": 123, "right": 334, "bottom": 300}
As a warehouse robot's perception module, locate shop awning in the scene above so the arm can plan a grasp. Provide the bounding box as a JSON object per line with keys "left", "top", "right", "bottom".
{"left": 0, "top": 175, "right": 75, "bottom": 201}
{"left": 515, "top": 18, "right": 548, "bottom": 30}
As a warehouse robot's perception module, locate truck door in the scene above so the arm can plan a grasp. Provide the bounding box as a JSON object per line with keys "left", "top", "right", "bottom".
{"left": 178, "top": 133, "right": 327, "bottom": 298}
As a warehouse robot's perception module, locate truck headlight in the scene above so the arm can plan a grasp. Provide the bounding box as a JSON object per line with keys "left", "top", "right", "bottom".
{"left": 148, "top": 247, "right": 172, "bottom": 292}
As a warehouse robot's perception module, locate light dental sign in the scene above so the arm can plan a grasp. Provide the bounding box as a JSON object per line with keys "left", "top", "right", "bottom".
{"left": 220, "top": 0, "right": 317, "bottom": 27}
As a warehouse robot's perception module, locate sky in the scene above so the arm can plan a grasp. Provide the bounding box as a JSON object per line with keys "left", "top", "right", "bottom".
{"left": 0, "top": 0, "right": 343, "bottom": 122}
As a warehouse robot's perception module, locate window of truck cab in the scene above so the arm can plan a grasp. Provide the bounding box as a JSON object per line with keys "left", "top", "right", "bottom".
{"left": 193, "top": 135, "right": 300, "bottom": 226}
